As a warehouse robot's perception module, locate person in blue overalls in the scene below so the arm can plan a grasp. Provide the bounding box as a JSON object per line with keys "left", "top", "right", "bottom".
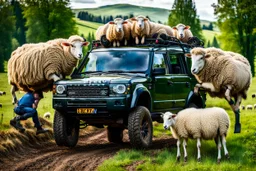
{"left": 10, "top": 91, "right": 49, "bottom": 135}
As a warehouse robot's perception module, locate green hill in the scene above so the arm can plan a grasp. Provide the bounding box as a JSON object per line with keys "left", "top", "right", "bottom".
{"left": 73, "top": 4, "right": 171, "bottom": 23}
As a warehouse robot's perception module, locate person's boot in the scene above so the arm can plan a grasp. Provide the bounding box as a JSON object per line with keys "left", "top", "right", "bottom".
{"left": 36, "top": 126, "right": 49, "bottom": 135}
{"left": 10, "top": 116, "right": 25, "bottom": 132}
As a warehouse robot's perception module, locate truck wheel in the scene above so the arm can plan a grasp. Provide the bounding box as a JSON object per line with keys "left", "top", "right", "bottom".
{"left": 107, "top": 127, "right": 123, "bottom": 143}
{"left": 53, "top": 110, "right": 79, "bottom": 147}
{"left": 128, "top": 106, "right": 153, "bottom": 149}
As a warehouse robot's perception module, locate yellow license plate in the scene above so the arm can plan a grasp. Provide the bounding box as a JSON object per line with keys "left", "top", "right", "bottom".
{"left": 77, "top": 108, "right": 96, "bottom": 114}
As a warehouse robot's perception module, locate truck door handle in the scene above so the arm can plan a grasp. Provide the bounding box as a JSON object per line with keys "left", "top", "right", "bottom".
{"left": 167, "top": 80, "right": 173, "bottom": 85}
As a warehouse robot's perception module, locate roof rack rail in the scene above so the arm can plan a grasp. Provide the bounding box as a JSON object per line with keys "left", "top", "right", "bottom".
{"left": 91, "top": 35, "right": 204, "bottom": 51}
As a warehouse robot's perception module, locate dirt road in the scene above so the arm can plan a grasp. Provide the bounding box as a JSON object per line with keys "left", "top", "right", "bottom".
{"left": 0, "top": 129, "right": 175, "bottom": 171}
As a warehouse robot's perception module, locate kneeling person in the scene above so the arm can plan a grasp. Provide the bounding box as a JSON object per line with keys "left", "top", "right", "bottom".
{"left": 10, "top": 91, "right": 49, "bottom": 135}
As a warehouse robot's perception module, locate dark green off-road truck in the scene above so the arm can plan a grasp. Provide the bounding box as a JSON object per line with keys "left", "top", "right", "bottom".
{"left": 52, "top": 38, "right": 206, "bottom": 148}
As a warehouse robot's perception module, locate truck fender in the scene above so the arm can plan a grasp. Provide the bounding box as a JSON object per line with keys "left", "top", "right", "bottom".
{"left": 185, "top": 90, "right": 206, "bottom": 108}
{"left": 130, "top": 84, "right": 152, "bottom": 110}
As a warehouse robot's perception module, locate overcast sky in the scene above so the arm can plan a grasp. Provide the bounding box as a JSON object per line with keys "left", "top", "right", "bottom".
{"left": 70, "top": 0, "right": 218, "bottom": 21}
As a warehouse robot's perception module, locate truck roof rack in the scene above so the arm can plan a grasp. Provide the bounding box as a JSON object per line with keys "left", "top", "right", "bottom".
{"left": 92, "top": 35, "right": 204, "bottom": 53}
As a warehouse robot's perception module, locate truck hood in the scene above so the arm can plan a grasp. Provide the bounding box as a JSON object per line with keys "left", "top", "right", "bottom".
{"left": 56, "top": 75, "right": 149, "bottom": 85}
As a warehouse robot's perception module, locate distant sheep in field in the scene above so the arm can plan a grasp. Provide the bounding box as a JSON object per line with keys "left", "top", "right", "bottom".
{"left": 8, "top": 35, "right": 90, "bottom": 104}
{"left": 0, "top": 103, "right": 2, "bottom": 108}
{"left": 173, "top": 23, "right": 193, "bottom": 43}
{"left": 246, "top": 105, "right": 253, "bottom": 110}
{"left": 163, "top": 107, "right": 230, "bottom": 163}
{"left": 130, "top": 15, "right": 174, "bottom": 44}
{"left": 254, "top": 104, "right": 256, "bottom": 110}
{"left": 106, "top": 18, "right": 131, "bottom": 47}
{"left": 43, "top": 112, "right": 51, "bottom": 119}
{"left": 187, "top": 47, "right": 252, "bottom": 133}
{"left": 252, "top": 93, "right": 256, "bottom": 98}
{"left": 241, "top": 105, "right": 245, "bottom": 110}
{"left": 0, "top": 91, "right": 6, "bottom": 95}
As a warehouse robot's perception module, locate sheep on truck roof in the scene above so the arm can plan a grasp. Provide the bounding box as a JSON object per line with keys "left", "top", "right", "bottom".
{"left": 186, "top": 47, "right": 252, "bottom": 133}
{"left": 8, "top": 35, "right": 90, "bottom": 104}
{"left": 130, "top": 15, "right": 174, "bottom": 45}
{"left": 163, "top": 107, "right": 230, "bottom": 163}
{"left": 173, "top": 23, "right": 193, "bottom": 43}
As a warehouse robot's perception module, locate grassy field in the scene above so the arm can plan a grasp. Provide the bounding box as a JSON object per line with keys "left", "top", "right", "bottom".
{"left": 98, "top": 78, "right": 256, "bottom": 170}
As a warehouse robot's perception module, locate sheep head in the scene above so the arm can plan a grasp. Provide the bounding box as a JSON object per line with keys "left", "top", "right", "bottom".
{"left": 186, "top": 48, "right": 212, "bottom": 75}
{"left": 162, "top": 112, "right": 176, "bottom": 130}
{"left": 61, "top": 35, "right": 90, "bottom": 60}
{"left": 109, "top": 18, "right": 127, "bottom": 33}
{"left": 131, "top": 16, "right": 149, "bottom": 30}
{"left": 173, "top": 23, "right": 190, "bottom": 39}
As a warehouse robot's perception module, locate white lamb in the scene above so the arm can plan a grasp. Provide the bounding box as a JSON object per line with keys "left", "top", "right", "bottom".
{"left": 43, "top": 112, "right": 51, "bottom": 119}
{"left": 173, "top": 23, "right": 193, "bottom": 43}
{"left": 106, "top": 18, "right": 131, "bottom": 47}
{"left": 163, "top": 107, "right": 230, "bottom": 163}
{"left": 8, "top": 35, "right": 90, "bottom": 104}
{"left": 246, "top": 105, "right": 253, "bottom": 110}
{"left": 130, "top": 15, "right": 174, "bottom": 44}
{"left": 187, "top": 47, "right": 252, "bottom": 133}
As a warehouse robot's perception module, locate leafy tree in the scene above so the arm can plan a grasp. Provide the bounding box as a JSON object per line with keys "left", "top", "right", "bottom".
{"left": 213, "top": 0, "right": 256, "bottom": 76}
{"left": 168, "top": 0, "right": 203, "bottom": 40}
{"left": 11, "top": 0, "right": 26, "bottom": 45}
{"left": 24, "top": 0, "right": 78, "bottom": 43}
{"left": 206, "top": 40, "right": 211, "bottom": 47}
{"left": 212, "top": 36, "right": 220, "bottom": 48}
{"left": 0, "top": 1, "right": 15, "bottom": 71}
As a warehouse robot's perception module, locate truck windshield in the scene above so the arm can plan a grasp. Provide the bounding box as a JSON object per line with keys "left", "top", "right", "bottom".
{"left": 82, "top": 50, "right": 150, "bottom": 73}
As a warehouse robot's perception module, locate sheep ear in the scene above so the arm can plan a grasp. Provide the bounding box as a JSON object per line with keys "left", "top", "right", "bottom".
{"left": 109, "top": 21, "right": 115, "bottom": 24}
{"left": 185, "top": 25, "right": 190, "bottom": 29}
{"left": 171, "top": 114, "right": 176, "bottom": 118}
{"left": 122, "top": 21, "right": 128, "bottom": 24}
{"left": 131, "top": 18, "right": 137, "bottom": 21}
{"left": 185, "top": 53, "right": 191, "bottom": 58}
{"left": 61, "top": 42, "right": 70, "bottom": 47}
{"left": 82, "top": 42, "right": 90, "bottom": 46}
{"left": 205, "top": 53, "right": 211, "bottom": 58}
{"left": 160, "top": 113, "right": 164, "bottom": 118}
{"left": 144, "top": 18, "right": 148, "bottom": 21}
{"left": 172, "top": 26, "right": 177, "bottom": 30}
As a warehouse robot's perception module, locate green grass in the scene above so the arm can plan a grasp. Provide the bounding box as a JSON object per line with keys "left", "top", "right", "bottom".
{"left": 202, "top": 30, "right": 221, "bottom": 44}
{"left": 0, "top": 73, "right": 54, "bottom": 130}
{"left": 75, "top": 18, "right": 102, "bottom": 37}
{"left": 98, "top": 77, "right": 256, "bottom": 170}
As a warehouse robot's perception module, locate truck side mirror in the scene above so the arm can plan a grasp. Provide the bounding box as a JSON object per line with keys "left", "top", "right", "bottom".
{"left": 153, "top": 68, "right": 166, "bottom": 75}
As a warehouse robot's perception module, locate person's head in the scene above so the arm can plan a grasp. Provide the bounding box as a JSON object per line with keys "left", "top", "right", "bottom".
{"left": 34, "top": 91, "right": 44, "bottom": 99}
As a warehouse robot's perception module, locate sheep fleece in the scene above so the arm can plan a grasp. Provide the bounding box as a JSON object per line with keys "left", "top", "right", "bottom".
{"left": 8, "top": 44, "right": 77, "bottom": 92}
{"left": 172, "top": 107, "right": 230, "bottom": 140}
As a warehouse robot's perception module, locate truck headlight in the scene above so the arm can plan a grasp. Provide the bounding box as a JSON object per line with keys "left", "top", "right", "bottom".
{"left": 113, "top": 84, "right": 126, "bottom": 94}
{"left": 56, "top": 85, "right": 65, "bottom": 94}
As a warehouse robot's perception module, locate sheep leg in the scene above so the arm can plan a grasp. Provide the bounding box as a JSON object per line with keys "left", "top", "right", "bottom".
{"left": 11, "top": 85, "right": 17, "bottom": 104}
{"left": 176, "top": 138, "right": 181, "bottom": 162}
{"left": 117, "top": 41, "right": 120, "bottom": 47}
{"left": 183, "top": 138, "right": 188, "bottom": 162}
{"left": 124, "top": 39, "right": 127, "bottom": 46}
{"left": 234, "top": 95, "right": 242, "bottom": 111}
{"left": 194, "top": 82, "right": 216, "bottom": 94}
{"left": 222, "top": 135, "right": 229, "bottom": 160}
{"left": 217, "top": 135, "right": 222, "bottom": 164}
{"left": 197, "top": 138, "right": 201, "bottom": 162}
{"left": 135, "top": 37, "right": 139, "bottom": 45}
{"left": 113, "top": 41, "right": 117, "bottom": 47}
{"left": 49, "top": 73, "right": 61, "bottom": 82}
{"left": 141, "top": 36, "right": 145, "bottom": 44}
{"left": 224, "top": 86, "right": 241, "bottom": 133}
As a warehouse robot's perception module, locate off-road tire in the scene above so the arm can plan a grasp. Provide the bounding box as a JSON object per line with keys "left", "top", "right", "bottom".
{"left": 107, "top": 127, "right": 124, "bottom": 143}
{"left": 128, "top": 106, "right": 153, "bottom": 149}
{"left": 54, "top": 110, "right": 79, "bottom": 147}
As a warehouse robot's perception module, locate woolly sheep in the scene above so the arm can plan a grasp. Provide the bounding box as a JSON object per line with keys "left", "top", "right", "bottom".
{"left": 163, "top": 107, "right": 230, "bottom": 163}
{"left": 173, "top": 23, "right": 193, "bottom": 43}
{"left": 187, "top": 47, "right": 252, "bottom": 133}
{"left": 8, "top": 35, "right": 90, "bottom": 104}
{"left": 246, "top": 105, "right": 253, "bottom": 110}
{"left": 130, "top": 15, "right": 173, "bottom": 44}
{"left": 106, "top": 18, "right": 131, "bottom": 47}
{"left": 43, "top": 112, "right": 51, "bottom": 119}
{"left": 0, "top": 91, "right": 6, "bottom": 95}
{"left": 96, "top": 24, "right": 109, "bottom": 41}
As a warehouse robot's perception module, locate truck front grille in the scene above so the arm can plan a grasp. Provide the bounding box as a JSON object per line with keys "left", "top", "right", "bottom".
{"left": 67, "top": 85, "right": 109, "bottom": 97}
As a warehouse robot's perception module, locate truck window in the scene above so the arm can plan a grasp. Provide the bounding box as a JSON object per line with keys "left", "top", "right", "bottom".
{"left": 168, "top": 54, "right": 184, "bottom": 74}
{"left": 153, "top": 53, "right": 168, "bottom": 73}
